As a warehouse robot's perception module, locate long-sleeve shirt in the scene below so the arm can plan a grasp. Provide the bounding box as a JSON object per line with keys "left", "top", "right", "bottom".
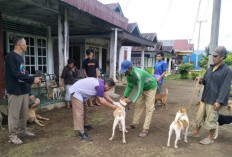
{"left": 5, "top": 51, "right": 34, "bottom": 95}
{"left": 201, "top": 63, "right": 232, "bottom": 106}
{"left": 123, "top": 67, "right": 157, "bottom": 103}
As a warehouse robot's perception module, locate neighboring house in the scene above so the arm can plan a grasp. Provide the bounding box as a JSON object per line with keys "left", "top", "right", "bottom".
{"left": 131, "top": 39, "right": 175, "bottom": 74}
{"left": 0, "top": 0, "right": 156, "bottom": 100}
{"left": 161, "top": 39, "right": 194, "bottom": 65}
{"left": 183, "top": 50, "right": 205, "bottom": 69}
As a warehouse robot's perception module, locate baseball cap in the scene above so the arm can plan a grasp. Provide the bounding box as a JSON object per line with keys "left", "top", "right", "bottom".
{"left": 120, "top": 60, "right": 132, "bottom": 73}
{"left": 212, "top": 46, "right": 228, "bottom": 56}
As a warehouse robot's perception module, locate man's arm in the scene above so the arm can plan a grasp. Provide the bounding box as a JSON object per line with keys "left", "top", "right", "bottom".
{"left": 157, "top": 62, "right": 167, "bottom": 82}
{"left": 215, "top": 69, "right": 232, "bottom": 106}
{"left": 96, "top": 68, "right": 99, "bottom": 78}
{"left": 83, "top": 69, "right": 88, "bottom": 78}
{"left": 72, "top": 66, "right": 78, "bottom": 78}
{"left": 104, "top": 92, "right": 114, "bottom": 103}
{"left": 6, "top": 55, "right": 34, "bottom": 84}
{"left": 96, "top": 97, "right": 116, "bottom": 109}
{"left": 123, "top": 77, "right": 133, "bottom": 98}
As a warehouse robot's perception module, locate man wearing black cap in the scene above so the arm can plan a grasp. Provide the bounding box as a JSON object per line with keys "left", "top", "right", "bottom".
{"left": 189, "top": 46, "right": 232, "bottom": 145}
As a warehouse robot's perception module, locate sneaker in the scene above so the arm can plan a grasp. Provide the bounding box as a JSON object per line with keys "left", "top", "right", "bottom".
{"left": 79, "top": 132, "right": 92, "bottom": 141}
{"left": 21, "top": 131, "right": 35, "bottom": 137}
{"left": 9, "top": 137, "right": 23, "bottom": 145}
{"left": 126, "top": 124, "right": 136, "bottom": 130}
{"left": 139, "top": 130, "right": 149, "bottom": 137}
{"left": 84, "top": 125, "right": 95, "bottom": 131}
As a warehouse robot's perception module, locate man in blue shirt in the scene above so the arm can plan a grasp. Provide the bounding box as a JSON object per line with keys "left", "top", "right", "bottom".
{"left": 153, "top": 52, "right": 167, "bottom": 94}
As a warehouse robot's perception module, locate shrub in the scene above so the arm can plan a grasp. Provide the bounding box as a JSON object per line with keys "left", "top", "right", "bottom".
{"left": 224, "top": 52, "right": 232, "bottom": 66}
{"left": 191, "top": 71, "right": 199, "bottom": 80}
{"left": 179, "top": 63, "right": 194, "bottom": 79}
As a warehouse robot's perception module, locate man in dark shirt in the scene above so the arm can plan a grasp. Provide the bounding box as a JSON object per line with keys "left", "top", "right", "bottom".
{"left": 190, "top": 46, "right": 232, "bottom": 145}
{"left": 60, "top": 59, "right": 78, "bottom": 109}
{"left": 5, "top": 36, "right": 41, "bottom": 145}
{"left": 82, "top": 48, "right": 99, "bottom": 107}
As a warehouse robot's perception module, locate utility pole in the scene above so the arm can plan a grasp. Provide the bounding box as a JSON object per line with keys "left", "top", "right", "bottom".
{"left": 196, "top": 20, "right": 206, "bottom": 68}
{"left": 208, "top": 0, "right": 221, "bottom": 66}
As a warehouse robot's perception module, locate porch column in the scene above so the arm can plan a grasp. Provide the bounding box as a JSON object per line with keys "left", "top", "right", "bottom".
{"left": 110, "top": 28, "right": 118, "bottom": 81}
{"left": 168, "top": 57, "right": 172, "bottom": 73}
{"left": 47, "top": 27, "right": 54, "bottom": 74}
{"left": 64, "top": 9, "right": 69, "bottom": 66}
{"left": 0, "top": 11, "right": 5, "bottom": 99}
{"left": 58, "top": 15, "right": 64, "bottom": 83}
{"left": 141, "top": 47, "right": 145, "bottom": 70}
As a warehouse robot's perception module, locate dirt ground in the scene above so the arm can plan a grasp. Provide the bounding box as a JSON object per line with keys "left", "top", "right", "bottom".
{"left": 0, "top": 80, "right": 232, "bottom": 157}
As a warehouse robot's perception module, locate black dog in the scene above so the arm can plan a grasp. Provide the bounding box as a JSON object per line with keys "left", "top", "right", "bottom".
{"left": 214, "top": 114, "right": 232, "bottom": 139}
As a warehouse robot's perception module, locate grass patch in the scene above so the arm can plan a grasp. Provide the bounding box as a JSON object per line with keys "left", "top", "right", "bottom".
{"left": 8, "top": 142, "right": 39, "bottom": 157}
{"left": 165, "top": 74, "right": 191, "bottom": 80}
{"left": 63, "top": 128, "right": 75, "bottom": 137}
{"left": 89, "top": 111, "right": 112, "bottom": 126}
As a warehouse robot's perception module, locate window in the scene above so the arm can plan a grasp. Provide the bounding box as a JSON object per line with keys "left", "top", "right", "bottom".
{"left": 37, "top": 38, "right": 47, "bottom": 73}
{"left": 24, "top": 37, "right": 36, "bottom": 74}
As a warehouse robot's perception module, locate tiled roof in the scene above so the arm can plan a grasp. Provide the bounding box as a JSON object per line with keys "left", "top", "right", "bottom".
{"left": 173, "top": 40, "right": 194, "bottom": 51}
{"left": 160, "top": 39, "right": 194, "bottom": 51}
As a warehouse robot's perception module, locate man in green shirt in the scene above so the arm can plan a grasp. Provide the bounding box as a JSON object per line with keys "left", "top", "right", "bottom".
{"left": 120, "top": 60, "right": 157, "bottom": 137}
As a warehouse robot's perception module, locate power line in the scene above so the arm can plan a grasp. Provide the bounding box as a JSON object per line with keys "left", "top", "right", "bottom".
{"left": 159, "top": 0, "right": 173, "bottom": 31}
{"left": 190, "top": 0, "right": 202, "bottom": 41}
{"left": 124, "top": 0, "right": 132, "bottom": 10}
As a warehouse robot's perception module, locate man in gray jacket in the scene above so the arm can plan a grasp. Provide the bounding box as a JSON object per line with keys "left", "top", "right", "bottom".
{"left": 190, "top": 46, "right": 232, "bottom": 145}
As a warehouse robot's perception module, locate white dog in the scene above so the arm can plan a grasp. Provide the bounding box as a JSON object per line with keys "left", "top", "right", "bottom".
{"left": 109, "top": 100, "right": 128, "bottom": 144}
{"left": 167, "top": 108, "right": 189, "bottom": 148}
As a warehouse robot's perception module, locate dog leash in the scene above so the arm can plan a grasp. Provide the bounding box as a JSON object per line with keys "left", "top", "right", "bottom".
{"left": 186, "top": 78, "right": 200, "bottom": 110}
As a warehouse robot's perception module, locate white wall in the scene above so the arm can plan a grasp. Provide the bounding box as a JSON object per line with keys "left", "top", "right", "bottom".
{"left": 118, "top": 46, "right": 132, "bottom": 72}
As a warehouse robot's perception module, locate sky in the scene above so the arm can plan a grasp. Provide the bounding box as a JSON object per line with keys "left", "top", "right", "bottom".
{"left": 98, "top": 0, "right": 232, "bottom": 51}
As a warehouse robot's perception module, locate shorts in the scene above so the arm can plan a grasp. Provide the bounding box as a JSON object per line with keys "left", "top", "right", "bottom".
{"left": 65, "top": 85, "right": 72, "bottom": 101}
{"left": 195, "top": 101, "right": 219, "bottom": 130}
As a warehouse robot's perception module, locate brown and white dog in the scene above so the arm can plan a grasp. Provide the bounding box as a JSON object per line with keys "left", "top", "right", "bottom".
{"left": 109, "top": 99, "right": 128, "bottom": 144}
{"left": 167, "top": 108, "right": 189, "bottom": 148}
{"left": 28, "top": 108, "right": 50, "bottom": 127}
{"left": 47, "top": 87, "right": 65, "bottom": 100}
{"left": 155, "top": 88, "right": 168, "bottom": 110}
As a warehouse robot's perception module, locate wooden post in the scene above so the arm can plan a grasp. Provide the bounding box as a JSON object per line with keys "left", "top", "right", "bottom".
{"left": 0, "top": 11, "right": 5, "bottom": 99}
{"left": 64, "top": 9, "right": 69, "bottom": 66}
{"left": 141, "top": 47, "right": 145, "bottom": 70}
{"left": 58, "top": 15, "right": 64, "bottom": 84}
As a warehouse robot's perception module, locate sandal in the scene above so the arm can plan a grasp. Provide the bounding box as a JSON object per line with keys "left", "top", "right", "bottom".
{"left": 139, "top": 130, "right": 149, "bottom": 137}
{"left": 200, "top": 138, "right": 214, "bottom": 145}
{"left": 9, "top": 137, "right": 23, "bottom": 145}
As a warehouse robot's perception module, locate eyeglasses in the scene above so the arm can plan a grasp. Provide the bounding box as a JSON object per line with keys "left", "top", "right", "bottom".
{"left": 213, "top": 55, "right": 218, "bottom": 58}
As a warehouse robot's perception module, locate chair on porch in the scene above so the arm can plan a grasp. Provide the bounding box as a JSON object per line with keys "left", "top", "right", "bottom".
{"left": 98, "top": 67, "right": 108, "bottom": 78}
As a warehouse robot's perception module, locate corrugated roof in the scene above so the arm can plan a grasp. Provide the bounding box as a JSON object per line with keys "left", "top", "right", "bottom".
{"left": 105, "top": 3, "right": 124, "bottom": 16}
{"left": 60, "top": 0, "right": 128, "bottom": 30}
{"left": 127, "top": 23, "right": 137, "bottom": 33}
{"left": 142, "top": 33, "right": 157, "bottom": 42}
